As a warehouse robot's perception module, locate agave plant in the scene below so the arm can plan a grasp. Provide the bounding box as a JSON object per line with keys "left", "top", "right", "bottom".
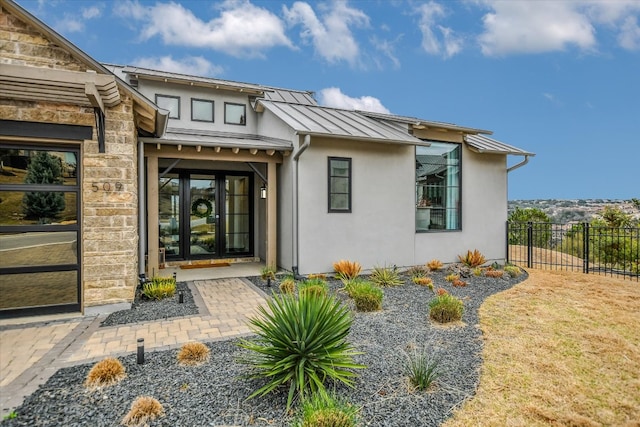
{"left": 238, "top": 292, "right": 365, "bottom": 409}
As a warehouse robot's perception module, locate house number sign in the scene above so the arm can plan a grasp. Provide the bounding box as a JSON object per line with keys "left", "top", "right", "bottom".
{"left": 91, "top": 182, "right": 124, "bottom": 192}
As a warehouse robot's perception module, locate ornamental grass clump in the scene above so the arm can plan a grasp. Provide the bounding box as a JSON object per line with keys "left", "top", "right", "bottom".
{"left": 279, "top": 277, "right": 297, "bottom": 294}
{"left": 142, "top": 276, "right": 176, "bottom": 300}
{"left": 299, "top": 278, "right": 329, "bottom": 298}
{"left": 429, "top": 293, "right": 464, "bottom": 323}
{"left": 177, "top": 341, "right": 210, "bottom": 366}
{"left": 260, "top": 264, "right": 277, "bottom": 281}
{"left": 84, "top": 357, "right": 126, "bottom": 388}
{"left": 458, "top": 249, "right": 486, "bottom": 267}
{"left": 349, "top": 281, "right": 383, "bottom": 312}
{"left": 412, "top": 276, "right": 434, "bottom": 289}
{"left": 239, "top": 292, "right": 365, "bottom": 409}
{"left": 333, "top": 260, "right": 362, "bottom": 281}
{"left": 294, "top": 392, "right": 359, "bottom": 427}
{"left": 121, "top": 396, "right": 164, "bottom": 427}
{"left": 406, "top": 350, "right": 440, "bottom": 391}
{"left": 370, "top": 265, "right": 403, "bottom": 287}
{"left": 485, "top": 269, "right": 504, "bottom": 278}
{"left": 445, "top": 273, "right": 459, "bottom": 282}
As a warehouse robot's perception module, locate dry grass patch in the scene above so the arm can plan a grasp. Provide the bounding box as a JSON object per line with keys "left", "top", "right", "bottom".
{"left": 444, "top": 269, "right": 640, "bottom": 427}
{"left": 84, "top": 357, "right": 126, "bottom": 388}
{"left": 177, "top": 342, "right": 210, "bottom": 366}
{"left": 121, "top": 396, "right": 164, "bottom": 426}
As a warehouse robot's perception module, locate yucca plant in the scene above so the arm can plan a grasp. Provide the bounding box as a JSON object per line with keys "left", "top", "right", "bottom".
{"left": 142, "top": 276, "right": 176, "bottom": 300}
{"left": 238, "top": 292, "right": 365, "bottom": 409}
{"left": 370, "top": 265, "right": 403, "bottom": 287}
{"left": 429, "top": 293, "right": 463, "bottom": 323}
{"left": 458, "top": 249, "right": 486, "bottom": 267}
{"left": 406, "top": 350, "right": 440, "bottom": 391}
{"left": 426, "top": 259, "right": 444, "bottom": 271}
{"left": 333, "top": 260, "right": 362, "bottom": 281}
{"left": 294, "top": 392, "right": 359, "bottom": 427}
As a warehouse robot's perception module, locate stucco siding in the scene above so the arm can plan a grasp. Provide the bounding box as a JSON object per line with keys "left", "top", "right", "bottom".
{"left": 296, "top": 138, "right": 415, "bottom": 274}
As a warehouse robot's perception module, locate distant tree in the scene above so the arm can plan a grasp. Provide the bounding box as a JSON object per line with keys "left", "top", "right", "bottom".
{"left": 508, "top": 207, "right": 552, "bottom": 248}
{"left": 22, "top": 152, "right": 65, "bottom": 222}
{"left": 631, "top": 198, "right": 640, "bottom": 211}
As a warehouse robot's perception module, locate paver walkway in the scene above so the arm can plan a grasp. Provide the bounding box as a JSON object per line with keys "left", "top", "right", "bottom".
{"left": 0, "top": 278, "right": 267, "bottom": 417}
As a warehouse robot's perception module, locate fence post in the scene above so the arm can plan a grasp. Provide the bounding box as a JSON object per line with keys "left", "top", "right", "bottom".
{"left": 527, "top": 221, "right": 533, "bottom": 268}
{"left": 583, "top": 222, "right": 589, "bottom": 274}
{"left": 506, "top": 221, "right": 510, "bottom": 264}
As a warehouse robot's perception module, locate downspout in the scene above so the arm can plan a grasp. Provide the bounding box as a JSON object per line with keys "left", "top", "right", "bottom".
{"left": 507, "top": 155, "right": 530, "bottom": 173}
{"left": 292, "top": 134, "right": 311, "bottom": 279}
{"left": 138, "top": 139, "right": 146, "bottom": 278}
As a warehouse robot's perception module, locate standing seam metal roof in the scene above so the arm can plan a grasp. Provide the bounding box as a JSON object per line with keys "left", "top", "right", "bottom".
{"left": 258, "top": 100, "right": 426, "bottom": 144}
{"left": 465, "top": 134, "right": 535, "bottom": 156}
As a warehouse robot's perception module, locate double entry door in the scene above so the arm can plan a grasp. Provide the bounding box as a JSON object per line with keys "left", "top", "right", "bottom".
{"left": 159, "top": 171, "right": 252, "bottom": 260}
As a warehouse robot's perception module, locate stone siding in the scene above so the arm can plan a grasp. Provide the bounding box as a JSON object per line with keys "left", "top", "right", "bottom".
{"left": 1, "top": 6, "right": 140, "bottom": 309}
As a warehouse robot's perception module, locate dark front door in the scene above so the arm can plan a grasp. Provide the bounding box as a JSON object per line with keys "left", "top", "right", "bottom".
{"left": 159, "top": 171, "right": 252, "bottom": 260}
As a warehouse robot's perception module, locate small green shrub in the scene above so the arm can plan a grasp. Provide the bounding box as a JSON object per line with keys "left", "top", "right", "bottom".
{"left": 429, "top": 294, "right": 463, "bottom": 323}
{"left": 406, "top": 350, "right": 440, "bottom": 391}
{"left": 299, "top": 278, "right": 328, "bottom": 298}
{"left": 294, "top": 392, "right": 358, "bottom": 427}
{"left": 370, "top": 265, "right": 403, "bottom": 287}
{"left": 445, "top": 273, "right": 459, "bottom": 282}
{"left": 279, "top": 278, "right": 297, "bottom": 294}
{"left": 504, "top": 265, "right": 522, "bottom": 277}
{"left": 239, "top": 292, "right": 365, "bottom": 409}
{"left": 349, "top": 281, "right": 383, "bottom": 312}
{"left": 142, "top": 277, "right": 176, "bottom": 300}
{"left": 473, "top": 267, "right": 483, "bottom": 276}
{"left": 261, "top": 264, "right": 277, "bottom": 280}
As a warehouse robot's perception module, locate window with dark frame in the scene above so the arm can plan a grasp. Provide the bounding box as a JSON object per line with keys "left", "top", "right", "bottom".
{"left": 328, "top": 157, "right": 351, "bottom": 213}
{"left": 191, "top": 99, "right": 214, "bottom": 122}
{"left": 224, "top": 102, "right": 246, "bottom": 125}
{"left": 415, "top": 141, "right": 461, "bottom": 232}
{"left": 155, "top": 94, "right": 180, "bottom": 119}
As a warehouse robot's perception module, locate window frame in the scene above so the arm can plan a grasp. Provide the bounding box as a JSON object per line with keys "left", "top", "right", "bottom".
{"left": 224, "top": 102, "right": 246, "bottom": 126}
{"left": 155, "top": 94, "right": 181, "bottom": 119}
{"left": 328, "top": 156, "right": 352, "bottom": 213}
{"left": 191, "top": 98, "right": 215, "bottom": 122}
{"left": 415, "top": 141, "right": 462, "bottom": 232}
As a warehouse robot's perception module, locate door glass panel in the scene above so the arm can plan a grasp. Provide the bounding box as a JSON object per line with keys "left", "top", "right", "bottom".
{"left": 159, "top": 175, "right": 180, "bottom": 257}
{"left": 190, "top": 176, "right": 216, "bottom": 256}
{"left": 226, "top": 176, "right": 250, "bottom": 254}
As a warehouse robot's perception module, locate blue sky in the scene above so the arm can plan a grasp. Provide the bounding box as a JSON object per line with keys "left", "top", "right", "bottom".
{"left": 18, "top": 0, "right": 640, "bottom": 200}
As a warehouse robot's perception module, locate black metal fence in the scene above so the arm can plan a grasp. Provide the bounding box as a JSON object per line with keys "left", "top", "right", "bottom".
{"left": 507, "top": 221, "right": 639, "bottom": 281}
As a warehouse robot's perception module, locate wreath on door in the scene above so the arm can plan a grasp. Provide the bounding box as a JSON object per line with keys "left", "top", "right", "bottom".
{"left": 191, "top": 198, "right": 213, "bottom": 218}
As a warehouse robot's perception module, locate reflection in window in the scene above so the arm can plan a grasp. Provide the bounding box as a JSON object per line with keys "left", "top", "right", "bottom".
{"left": 416, "top": 142, "right": 461, "bottom": 231}
{"left": 191, "top": 99, "right": 214, "bottom": 122}
{"left": 224, "top": 103, "right": 246, "bottom": 125}
{"left": 0, "top": 231, "right": 78, "bottom": 268}
{"left": 0, "top": 191, "right": 77, "bottom": 225}
{"left": 156, "top": 94, "right": 180, "bottom": 119}
{"left": 0, "top": 270, "right": 78, "bottom": 309}
{"left": 0, "top": 148, "right": 77, "bottom": 186}
{"left": 328, "top": 157, "right": 351, "bottom": 212}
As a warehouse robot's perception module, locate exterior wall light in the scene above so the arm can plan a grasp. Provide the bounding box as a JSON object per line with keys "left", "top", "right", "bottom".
{"left": 260, "top": 185, "right": 267, "bottom": 199}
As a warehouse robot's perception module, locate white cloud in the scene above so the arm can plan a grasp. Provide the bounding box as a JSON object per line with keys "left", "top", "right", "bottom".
{"left": 478, "top": 1, "right": 596, "bottom": 56}
{"left": 415, "top": 2, "right": 461, "bottom": 59}
{"left": 82, "top": 6, "right": 101, "bottom": 20}
{"left": 618, "top": 16, "right": 640, "bottom": 50}
{"left": 371, "top": 35, "right": 402, "bottom": 69}
{"left": 133, "top": 56, "right": 224, "bottom": 77}
{"left": 283, "top": 1, "right": 369, "bottom": 66}
{"left": 318, "top": 87, "right": 390, "bottom": 114}
{"left": 114, "top": 0, "right": 293, "bottom": 58}
{"left": 55, "top": 16, "right": 84, "bottom": 33}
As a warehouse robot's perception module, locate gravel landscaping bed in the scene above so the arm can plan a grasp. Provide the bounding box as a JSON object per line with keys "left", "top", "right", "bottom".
{"left": 100, "top": 282, "right": 199, "bottom": 327}
{"left": 3, "top": 267, "right": 527, "bottom": 426}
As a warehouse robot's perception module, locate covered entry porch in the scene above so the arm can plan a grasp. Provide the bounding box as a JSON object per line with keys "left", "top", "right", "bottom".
{"left": 141, "top": 135, "right": 289, "bottom": 277}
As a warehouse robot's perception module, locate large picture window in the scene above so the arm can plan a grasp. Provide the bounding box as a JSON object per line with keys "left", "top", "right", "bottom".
{"left": 416, "top": 142, "right": 461, "bottom": 231}
{"left": 328, "top": 157, "right": 351, "bottom": 213}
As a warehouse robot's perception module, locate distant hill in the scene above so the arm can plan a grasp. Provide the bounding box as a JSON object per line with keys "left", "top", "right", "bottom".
{"left": 508, "top": 199, "right": 640, "bottom": 224}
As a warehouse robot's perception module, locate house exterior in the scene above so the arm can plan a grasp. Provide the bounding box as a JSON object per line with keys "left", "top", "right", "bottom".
{"left": 0, "top": 0, "right": 533, "bottom": 318}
